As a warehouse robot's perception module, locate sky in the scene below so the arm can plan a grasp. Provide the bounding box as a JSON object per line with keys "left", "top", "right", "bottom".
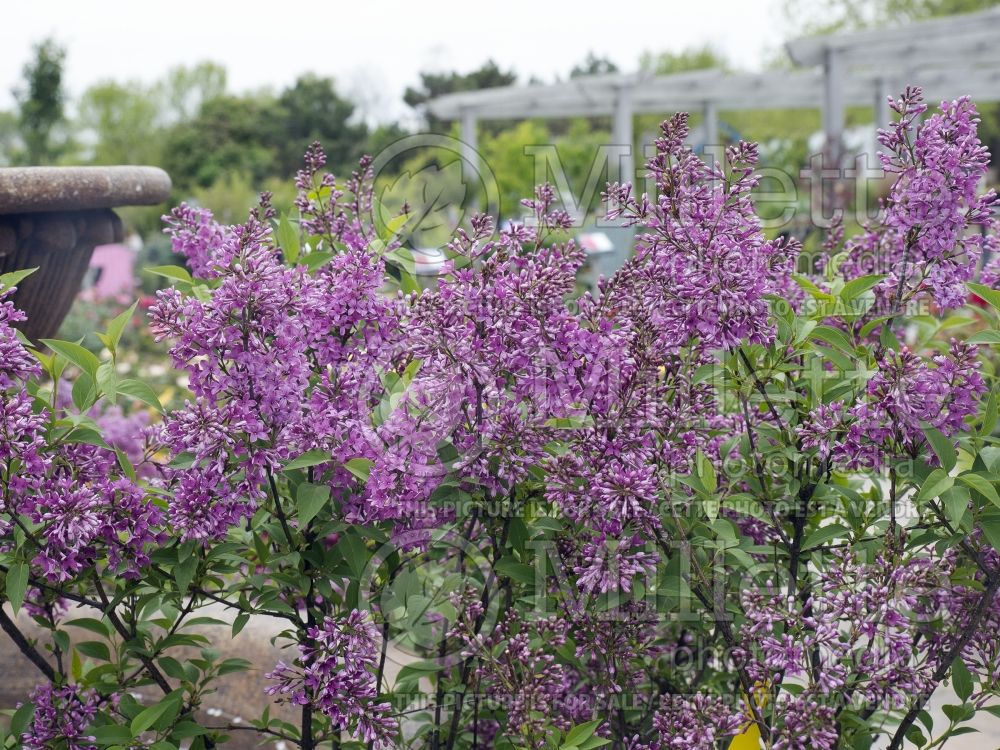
{"left": 1, "top": 0, "right": 788, "bottom": 124}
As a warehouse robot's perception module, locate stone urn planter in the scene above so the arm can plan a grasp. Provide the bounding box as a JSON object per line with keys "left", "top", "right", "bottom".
{"left": 0, "top": 166, "right": 172, "bottom": 341}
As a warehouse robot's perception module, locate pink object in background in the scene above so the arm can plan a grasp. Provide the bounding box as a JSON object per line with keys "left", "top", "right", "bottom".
{"left": 84, "top": 242, "right": 136, "bottom": 301}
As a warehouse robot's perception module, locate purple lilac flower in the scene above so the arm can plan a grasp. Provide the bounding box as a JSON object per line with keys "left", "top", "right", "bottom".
{"left": 21, "top": 684, "right": 101, "bottom": 750}
{"left": 451, "top": 609, "right": 579, "bottom": 747}
{"left": 265, "top": 609, "right": 396, "bottom": 747}
{"left": 651, "top": 693, "right": 744, "bottom": 749}
{"left": 840, "top": 89, "right": 997, "bottom": 313}
{"left": 0, "top": 287, "right": 164, "bottom": 582}
{"left": 605, "top": 114, "right": 799, "bottom": 353}
{"left": 826, "top": 341, "right": 984, "bottom": 468}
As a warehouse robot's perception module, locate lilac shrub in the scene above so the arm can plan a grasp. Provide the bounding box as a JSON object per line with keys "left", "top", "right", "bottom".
{"left": 1, "top": 88, "right": 1000, "bottom": 750}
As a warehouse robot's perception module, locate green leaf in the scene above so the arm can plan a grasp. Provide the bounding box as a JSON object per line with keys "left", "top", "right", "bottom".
{"left": 71, "top": 647, "right": 82, "bottom": 680}
{"left": 91, "top": 724, "right": 133, "bottom": 745}
{"left": 296, "top": 482, "right": 330, "bottom": 527}
{"left": 116, "top": 379, "right": 163, "bottom": 413}
{"left": 218, "top": 657, "right": 252, "bottom": 676}
{"left": 981, "top": 389, "right": 998, "bottom": 437}
{"left": 810, "top": 325, "right": 855, "bottom": 356}
{"left": 968, "top": 282, "right": 1000, "bottom": 312}
{"left": 172, "top": 721, "right": 209, "bottom": 739}
{"left": 564, "top": 720, "right": 602, "bottom": 747}
{"left": 5, "top": 563, "right": 28, "bottom": 614}
{"left": 41, "top": 339, "right": 100, "bottom": 378}
{"left": 841, "top": 274, "right": 885, "bottom": 300}
{"left": 283, "top": 449, "right": 330, "bottom": 471}
{"left": 703, "top": 496, "right": 720, "bottom": 523}
{"left": 695, "top": 449, "right": 717, "bottom": 494}
{"left": 340, "top": 532, "right": 369, "bottom": 578}
{"left": 9, "top": 701, "right": 34, "bottom": 736}
{"left": 158, "top": 656, "right": 187, "bottom": 681}
{"left": 981, "top": 514, "right": 1000, "bottom": 551}
{"left": 64, "top": 426, "right": 111, "bottom": 449}
{"left": 381, "top": 212, "right": 411, "bottom": 240}
{"left": 301, "top": 251, "right": 334, "bottom": 271}
{"left": 145, "top": 265, "right": 192, "bottom": 284}
{"left": 495, "top": 557, "right": 535, "bottom": 585}
{"left": 904, "top": 727, "right": 928, "bottom": 748}
{"left": 0, "top": 267, "right": 38, "bottom": 289}
{"left": 545, "top": 415, "right": 594, "bottom": 430}
{"left": 105, "top": 301, "right": 138, "bottom": 355}
{"left": 344, "top": 457, "right": 373, "bottom": 482}
{"left": 578, "top": 738, "right": 612, "bottom": 750}
{"left": 951, "top": 657, "right": 974, "bottom": 702}
{"left": 396, "top": 659, "right": 445, "bottom": 681}
{"left": 174, "top": 553, "right": 198, "bottom": 594}
{"left": 941, "top": 485, "right": 971, "bottom": 527}
{"left": 115, "top": 447, "right": 136, "bottom": 481}
{"left": 916, "top": 469, "right": 954, "bottom": 504}
{"left": 168, "top": 452, "right": 196, "bottom": 470}
{"left": 65, "top": 617, "right": 111, "bottom": 638}
{"left": 957, "top": 472, "right": 1000, "bottom": 508}
{"left": 232, "top": 612, "right": 250, "bottom": 638}
{"left": 275, "top": 215, "right": 301, "bottom": 264}
{"left": 96, "top": 363, "right": 118, "bottom": 403}
{"left": 76, "top": 640, "right": 111, "bottom": 661}
{"left": 880, "top": 324, "right": 899, "bottom": 351}
{"left": 793, "top": 274, "right": 835, "bottom": 301}
{"left": 922, "top": 425, "right": 957, "bottom": 473}
{"left": 967, "top": 330, "right": 1000, "bottom": 345}
{"left": 130, "top": 692, "right": 182, "bottom": 736}
{"left": 859, "top": 315, "right": 892, "bottom": 340}
{"left": 71, "top": 372, "right": 98, "bottom": 412}
{"left": 802, "top": 523, "right": 850, "bottom": 550}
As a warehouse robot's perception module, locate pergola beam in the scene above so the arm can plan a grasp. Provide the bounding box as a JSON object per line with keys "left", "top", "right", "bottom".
{"left": 786, "top": 7, "right": 1000, "bottom": 66}
{"left": 422, "top": 7, "right": 1000, "bottom": 173}
{"left": 428, "top": 70, "right": 1000, "bottom": 125}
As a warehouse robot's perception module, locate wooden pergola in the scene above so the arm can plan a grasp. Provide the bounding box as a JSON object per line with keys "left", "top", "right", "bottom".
{"left": 425, "top": 8, "right": 1000, "bottom": 184}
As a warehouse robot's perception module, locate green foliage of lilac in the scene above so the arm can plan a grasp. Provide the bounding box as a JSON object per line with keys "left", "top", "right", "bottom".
{"left": 2, "top": 88, "right": 1000, "bottom": 750}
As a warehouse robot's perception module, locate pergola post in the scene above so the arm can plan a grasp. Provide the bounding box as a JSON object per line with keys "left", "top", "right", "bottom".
{"left": 874, "top": 77, "right": 891, "bottom": 131}
{"left": 822, "top": 47, "right": 846, "bottom": 165}
{"left": 459, "top": 108, "right": 479, "bottom": 193}
{"left": 871, "top": 76, "right": 892, "bottom": 162}
{"left": 702, "top": 100, "right": 719, "bottom": 149}
{"left": 613, "top": 86, "right": 635, "bottom": 186}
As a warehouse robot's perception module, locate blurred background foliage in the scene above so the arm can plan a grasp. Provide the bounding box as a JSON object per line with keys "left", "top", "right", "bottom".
{"left": 1, "top": 0, "right": 997, "bottom": 263}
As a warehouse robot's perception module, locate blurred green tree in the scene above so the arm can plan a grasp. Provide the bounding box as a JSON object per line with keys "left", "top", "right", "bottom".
{"left": 404, "top": 60, "right": 517, "bottom": 130}
{"left": 13, "top": 38, "right": 68, "bottom": 165}
{"left": 157, "top": 62, "right": 227, "bottom": 124}
{"left": 274, "top": 74, "right": 367, "bottom": 177}
{"left": 783, "top": 0, "right": 999, "bottom": 33}
{"left": 161, "top": 94, "right": 283, "bottom": 189}
{"left": 78, "top": 81, "right": 160, "bottom": 166}
{"left": 570, "top": 53, "right": 620, "bottom": 78}
{"left": 638, "top": 45, "right": 729, "bottom": 74}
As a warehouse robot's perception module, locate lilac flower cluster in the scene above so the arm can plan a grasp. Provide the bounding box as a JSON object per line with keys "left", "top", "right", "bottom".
{"left": 605, "top": 113, "right": 800, "bottom": 353}
{"left": 840, "top": 88, "right": 997, "bottom": 312}
{"left": 800, "top": 340, "right": 985, "bottom": 468}
{"left": 0, "top": 286, "right": 164, "bottom": 580}
{"left": 264, "top": 609, "right": 396, "bottom": 747}
{"left": 450, "top": 606, "right": 581, "bottom": 746}
{"left": 724, "top": 552, "right": 951, "bottom": 749}
{"left": 649, "top": 693, "right": 744, "bottom": 749}
{"left": 21, "top": 683, "right": 101, "bottom": 750}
